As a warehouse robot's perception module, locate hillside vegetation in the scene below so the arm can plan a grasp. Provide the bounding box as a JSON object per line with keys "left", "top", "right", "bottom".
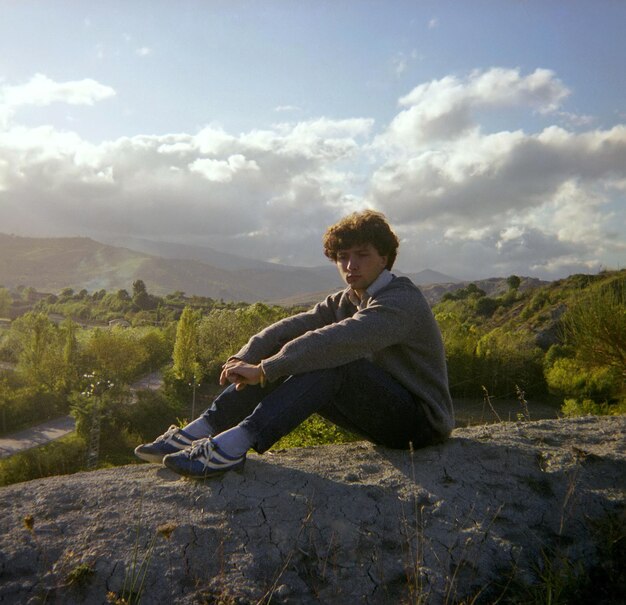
{"left": 0, "top": 268, "right": 624, "bottom": 487}
{"left": 435, "top": 270, "right": 625, "bottom": 410}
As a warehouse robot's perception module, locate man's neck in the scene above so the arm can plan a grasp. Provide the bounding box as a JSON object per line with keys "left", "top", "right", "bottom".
{"left": 351, "top": 288, "right": 365, "bottom": 301}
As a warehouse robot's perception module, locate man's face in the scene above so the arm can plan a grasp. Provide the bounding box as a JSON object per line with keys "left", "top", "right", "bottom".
{"left": 336, "top": 243, "right": 388, "bottom": 295}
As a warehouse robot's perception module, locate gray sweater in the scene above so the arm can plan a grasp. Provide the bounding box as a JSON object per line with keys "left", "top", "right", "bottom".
{"left": 233, "top": 274, "right": 454, "bottom": 438}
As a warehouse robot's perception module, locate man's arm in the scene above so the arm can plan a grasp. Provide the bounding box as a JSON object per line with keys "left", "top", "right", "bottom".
{"left": 260, "top": 285, "right": 421, "bottom": 381}
{"left": 232, "top": 292, "right": 344, "bottom": 364}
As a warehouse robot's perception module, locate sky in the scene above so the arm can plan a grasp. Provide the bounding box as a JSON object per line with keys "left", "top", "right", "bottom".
{"left": 0, "top": 0, "right": 625, "bottom": 280}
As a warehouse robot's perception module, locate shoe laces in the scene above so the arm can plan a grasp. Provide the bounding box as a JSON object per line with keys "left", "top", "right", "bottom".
{"left": 189, "top": 437, "right": 215, "bottom": 461}
{"left": 158, "top": 425, "right": 180, "bottom": 443}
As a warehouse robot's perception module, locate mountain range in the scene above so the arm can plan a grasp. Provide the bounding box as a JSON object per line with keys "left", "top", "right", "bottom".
{"left": 0, "top": 233, "right": 462, "bottom": 303}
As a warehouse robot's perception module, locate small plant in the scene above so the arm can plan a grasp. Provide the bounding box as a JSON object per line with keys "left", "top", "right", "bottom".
{"left": 107, "top": 500, "right": 163, "bottom": 605}
{"left": 516, "top": 384, "right": 531, "bottom": 421}
{"left": 481, "top": 385, "right": 502, "bottom": 422}
{"left": 66, "top": 562, "right": 95, "bottom": 591}
{"left": 23, "top": 513, "right": 35, "bottom": 533}
{"left": 510, "top": 547, "right": 583, "bottom": 605}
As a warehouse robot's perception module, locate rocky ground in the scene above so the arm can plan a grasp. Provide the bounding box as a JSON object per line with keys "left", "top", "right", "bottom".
{"left": 0, "top": 416, "right": 624, "bottom": 604}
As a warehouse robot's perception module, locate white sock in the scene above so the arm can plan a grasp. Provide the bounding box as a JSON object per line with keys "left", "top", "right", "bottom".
{"left": 182, "top": 417, "right": 213, "bottom": 439}
{"left": 212, "top": 425, "right": 253, "bottom": 458}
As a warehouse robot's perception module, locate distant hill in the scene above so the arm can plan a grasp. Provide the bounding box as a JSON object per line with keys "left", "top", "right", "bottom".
{"left": 402, "top": 269, "right": 460, "bottom": 285}
{"left": 0, "top": 233, "right": 344, "bottom": 302}
{"left": 105, "top": 236, "right": 285, "bottom": 271}
{"left": 105, "top": 237, "right": 461, "bottom": 284}
{"left": 0, "top": 233, "right": 544, "bottom": 304}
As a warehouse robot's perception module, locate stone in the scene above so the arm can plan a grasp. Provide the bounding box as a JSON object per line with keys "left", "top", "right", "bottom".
{"left": 0, "top": 416, "right": 624, "bottom": 604}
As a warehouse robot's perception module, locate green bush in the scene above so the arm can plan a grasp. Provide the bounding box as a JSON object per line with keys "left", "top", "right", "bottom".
{"left": 561, "top": 275, "right": 625, "bottom": 374}
{"left": 272, "top": 414, "right": 357, "bottom": 449}
{"left": 546, "top": 358, "right": 621, "bottom": 402}
{"left": 196, "top": 303, "right": 292, "bottom": 381}
{"left": 474, "top": 296, "right": 498, "bottom": 317}
{"left": 0, "top": 386, "right": 67, "bottom": 436}
{"left": 475, "top": 328, "right": 545, "bottom": 397}
{"left": 0, "top": 433, "right": 87, "bottom": 486}
{"left": 121, "top": 390, "right": 186, "bottom": 442}
{"left": 562, "top": 398, "right": 626, "bottom": 417}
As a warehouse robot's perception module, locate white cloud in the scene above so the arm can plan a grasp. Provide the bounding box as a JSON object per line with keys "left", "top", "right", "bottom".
{"left": 274, "top": 105, "right": 301, "bottom": 113}
{"left": 377, "top": 67, "right": 569, "bottom": 151}
{"left": 1, "top": 73, "right": 115, "bottom": 108}
{"left": 0, "top": 69, "right": 623, "bottom": 279}
{"left": 0, "top": 87, "right": 370, "bottom": 259}
{"left": 136, "top": 47, "right": 152, "bottom": 57}
{"left": 189, "top": 154, "right": 259, "bottom": 183}
{"left": 369, "top": 120, "right": 626, "bottom": 277}
{"left": 366, "top": 68, "right": 625, "bottom": 278}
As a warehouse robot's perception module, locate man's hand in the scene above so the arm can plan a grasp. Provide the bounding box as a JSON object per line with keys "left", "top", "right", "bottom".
{"left": 220, "top": 360, "right": 263, "bottom": 391}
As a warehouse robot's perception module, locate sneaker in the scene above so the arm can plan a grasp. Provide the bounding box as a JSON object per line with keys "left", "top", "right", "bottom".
{"left": 134, "top": 425, "right": 196, "bottom": 463}
{"left": 163, "top": 437, "right": 246, "bottom": 479}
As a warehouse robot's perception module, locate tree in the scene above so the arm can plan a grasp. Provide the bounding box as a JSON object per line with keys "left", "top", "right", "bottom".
{"left": 11, "top": 312, "right": 65, "bottom": 390}
{"left": 132, "top": 279, "right": 156, "bottom": 310}
{"left": 561, "top": 276, "right": 625, "bottom": 374}
{"left": 506, "top": 275, "right": 521, "bottom": 291}
{"left": 83, "top": 327, "right": 147, "bottom": 385}
{"left": 139, "top": 328, "right": 172, "bottom": 372}
{"left": 21, "top": 286, "right": 37, "bottom": 303}
{"left": 61, "top": 318, "right": 80, "bottom": 392}
{"left": 172, "top": 306, "right": 200, "bottom": 382}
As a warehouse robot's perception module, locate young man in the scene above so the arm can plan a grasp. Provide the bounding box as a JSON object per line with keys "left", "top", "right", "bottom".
{"left": 135, "top": 210, "right": 454, "bottom": 478}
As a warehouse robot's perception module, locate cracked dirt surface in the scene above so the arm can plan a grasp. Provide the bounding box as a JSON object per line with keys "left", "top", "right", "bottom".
{"left": 0, "top": 416, "right": 624, "bottom": 604}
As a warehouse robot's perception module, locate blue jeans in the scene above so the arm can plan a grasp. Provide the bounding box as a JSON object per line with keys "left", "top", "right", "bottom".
{"left": 201, "top": 358, "right": 441, "bottom": 453}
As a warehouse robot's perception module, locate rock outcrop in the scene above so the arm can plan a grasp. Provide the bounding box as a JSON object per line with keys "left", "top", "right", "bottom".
{"left": 1, "top": 416, "right": 624, "bottom": 604}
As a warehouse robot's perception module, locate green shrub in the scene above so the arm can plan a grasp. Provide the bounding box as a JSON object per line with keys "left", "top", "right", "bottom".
{"left": 121, "top": 390, "right": 185, "bottom": 442}
{"left": 561, "top": 275, "right": 625, "bottom": 374}
{"left": 562, "top": 398, "right": 626, "bottom": 417}
{"left": 546, "top": 358, "right": 620, "bottom": 402}
{"left": 272, "top": 414, "right": 357, "bottom": 449}
{"left": 0, "top": 433, "right": 87, "bottom": 486}
{"left": 475, "top": 328, "right": 545, "bottom": 396}
{"left": 474, "top": 296, "right": 498, "bottom": 317}
{"left": 0, "top": 386, "right": 67, "bottom": 436}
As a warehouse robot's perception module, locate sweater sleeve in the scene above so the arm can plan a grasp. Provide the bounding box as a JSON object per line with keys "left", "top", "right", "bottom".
{"left": 231, "top": 293, "right": 343, "bottom": 364}
{"left": 260, "top": 285, "right": 417, "bottom": 382}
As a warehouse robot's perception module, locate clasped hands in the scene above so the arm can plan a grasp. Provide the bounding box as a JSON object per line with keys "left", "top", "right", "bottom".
{"left": 219, "top": 359, "right": 264, "bottom": 391}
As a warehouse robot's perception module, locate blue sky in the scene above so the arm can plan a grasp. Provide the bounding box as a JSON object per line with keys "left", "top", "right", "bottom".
{"left": 0, "top": 1, "right": 624, "bottom": 280}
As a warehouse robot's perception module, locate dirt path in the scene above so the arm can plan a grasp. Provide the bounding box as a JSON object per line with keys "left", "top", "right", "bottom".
{"left": 0, "top": 415, "right": 75, "bottom": 459}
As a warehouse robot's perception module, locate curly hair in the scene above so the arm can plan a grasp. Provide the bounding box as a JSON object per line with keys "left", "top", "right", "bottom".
{"left": 322, "top": 210, "right": 399, "bottom": 270}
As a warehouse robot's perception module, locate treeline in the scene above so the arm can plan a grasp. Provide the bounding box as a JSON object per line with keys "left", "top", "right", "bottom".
{"left": 0, "top": 279, "right": 254, "bottom": 325}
